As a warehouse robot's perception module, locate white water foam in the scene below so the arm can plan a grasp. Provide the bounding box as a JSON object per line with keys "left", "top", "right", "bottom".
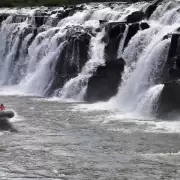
{"left": 135, "top": 84, "right": 164, "bottom": 116}
{"left": 0, "top": 2, "right": 155, "bottom": 98}
{"left": 17, "top": 30, "right": 67, "bottom": 96}
{"left": 58, "top": 30, "right": 106, "bottom": 100}
{"left": 8, "top": 109, "right": 25, "bottom": 123}
{"left": 109, "top": 25, "right": 177, "bottom": 115}
{"left": 0, "top": 2, "right": 179, "bottom": 134}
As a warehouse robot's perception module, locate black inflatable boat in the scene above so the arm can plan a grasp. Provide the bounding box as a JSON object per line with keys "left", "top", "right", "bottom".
{"left": 0, "top": 111, "right": 15, "bottom": 119}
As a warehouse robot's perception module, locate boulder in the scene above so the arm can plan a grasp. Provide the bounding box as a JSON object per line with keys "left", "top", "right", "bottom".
{"left": 103, "top": 21, "right": 150, "bottom": 61}
{"left": 158, "top": 81, "right": 180, "bottom": 118}
{"left": 34, "top": 16, "right": 45, "bottom": 27}
{"left": 124, "top": 23, "right": 140, "bottom": 49}
{"left": 57, "top": 32, "right": 91, "bottom": 75}
{"left": 104, "top": 22, "right": 126, "bottom": 61}
{"left": 140, "top": 22, "right": 150, "bottom": 30}
{"left": 145, "top": 4, "right": 157, "bottom": 19}
{"left": 122, "top": 22, "right": 150, "bottom": 51}
{"left": 162, "top": 33, "right": 180, "bottom": 81}
{"left": 145, "top": 0, "right": 164, "bottom": 19}
{"left": 0, "top": 14, "right": 9, "bottom": 24}
{"left": 126, "top": 11, "right": 145, "bottom": 23}
{"left": 46, "top": 32, "right": 91, "bottom": 96}
{"left": 158, "top": 34, "right": 180, "bottom": 118}
{"left": 167, "top": 55, "right": 180, "bottom": 80}
{"left": 85, "top": 58, "right": 125, "bottom": 102}
{"left": 99, "top": 20, "right": 107, "bottom": 25}
{"left": 105, "top": 22, "right": 126, "bottom": 39}
{"left": 167, "top": 34, "right": 180, "bottom": 61}
{"left": 104, "top": 34, "right": 123, "bottom": 61}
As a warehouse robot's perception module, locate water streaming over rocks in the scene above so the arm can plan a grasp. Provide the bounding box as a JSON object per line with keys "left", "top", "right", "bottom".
{"left": 0, "top": 0, "right": 179, "bottom": 117}
{"left": 1, "top": 1, "right": 180, "bottom": 179}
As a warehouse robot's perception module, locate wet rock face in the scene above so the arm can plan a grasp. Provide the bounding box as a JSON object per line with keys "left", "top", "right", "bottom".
{"left": 158, "top": 81, "right": 180, "bottom": 118}
{"left": 158, "top": 33, "right": 180, "bottom": 117}
{"left": 14, "top": 26, "right": 35, "bottom": 62}
{"left": 168, "top": 55, "right": 180, "bottom": 80}
{"left": 85, "top": 58, "right": 125, "bottom": 102}
{"left": 126, "top": 11, "right": 145, "bottom": 23}
{"left": 33, "top": 5, "right": 84, "bottom": 27}
{"left": 124, "top": 23, "right": 140, "bottom": 49}
{"left": 86, "top": 21, "right": 150, "bottom": 102}
{"left": 145, "top": 0, "right": 164, "bottom": 19}
{"left": 162, "top": 33, "right": 180, "bottom": 81}
{"left": 140, "top": 22, "right": 150, "bottom": 30}
{"left": 45, "top": 31, "right": 91, "bottom": 96}
{"left": 145, "top": 4, "right": 157, "bottom": 19}
{"left": 104, "top": 23, "right": 126, "bottom": 61}
{"left": 57, "top": 32, "right": 91, "bottom": 75}
{"left": 0, "top": 14, "right": 9, "bottom": 24}
{"left": 103, "top": 21, "right": 150, "bottom": 62}
{"left": 34, "top": 16, "right": 45, "bottom": 27}
{"left": 123, "top": 22, "right": 150, "bottom": 50}
{"left": 105, "top": 23, "right": 126, "bottom": 39}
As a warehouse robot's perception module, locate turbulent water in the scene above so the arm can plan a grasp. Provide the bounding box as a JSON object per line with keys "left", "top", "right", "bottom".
{"left": 1, "top": 0, "right": 180, "bottom": 179}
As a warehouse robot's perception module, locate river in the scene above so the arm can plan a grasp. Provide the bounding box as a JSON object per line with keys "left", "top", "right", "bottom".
{"left": 0, "top": 95, "right": 180, "bottom": 179}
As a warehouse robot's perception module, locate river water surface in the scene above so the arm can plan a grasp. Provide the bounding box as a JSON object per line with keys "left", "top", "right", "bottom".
{"left": 0, "top": 95, "right": 180, "bottom": 179}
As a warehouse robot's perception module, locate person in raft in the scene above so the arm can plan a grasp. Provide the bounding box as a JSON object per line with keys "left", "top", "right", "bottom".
{"left": 0, "top": 104, "right": 5, "bottom": 111}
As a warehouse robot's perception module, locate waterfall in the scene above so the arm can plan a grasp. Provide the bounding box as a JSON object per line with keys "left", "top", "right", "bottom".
{"left": 58, "top": 30, "right": 106, "bottom": 100}
{"left": 0, "top": 21, "right": 30, "bottom": 85}
{"left": 0, "top": 1, "right": 179, "bottom": 116}
{"left": 135, "top": 84, "right": 164, "bottom": 116}
{"left": 18, "top": 31, "right": 67, "bottom": 96}
{"left": 110, "top": 25, "right": 178, "bottom": 114}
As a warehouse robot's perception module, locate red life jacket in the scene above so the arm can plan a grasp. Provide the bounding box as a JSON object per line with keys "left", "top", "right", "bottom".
{"left": 0, "top": 106, "right": 5, "bottom": 111}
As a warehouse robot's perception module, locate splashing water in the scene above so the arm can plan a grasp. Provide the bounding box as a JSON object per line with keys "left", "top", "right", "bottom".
{"left": 109, "top": 24, "right": 178, "bottom": 116}
{"left": 58, "top": 30, "right": 106, "bottom": 100}
{"left": 135, "top": 84, "right": 164, "bottom": 117}
{"left": 0, "top": 1, "right": 179, "bottom": 118}
{"left": 18, "top": 31, "right": 67, "bottom": 96}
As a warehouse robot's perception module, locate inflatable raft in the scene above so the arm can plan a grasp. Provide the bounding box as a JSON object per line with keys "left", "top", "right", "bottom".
{"left": 0, "top": 111, "right": 14, "bottom": 119}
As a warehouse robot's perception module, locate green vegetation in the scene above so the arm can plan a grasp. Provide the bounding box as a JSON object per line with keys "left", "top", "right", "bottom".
{"left": 0, "top": 0, "right": 137, "bottom": 7}
{"left": 0, "top": 0, "right": 67, "bottom": 7}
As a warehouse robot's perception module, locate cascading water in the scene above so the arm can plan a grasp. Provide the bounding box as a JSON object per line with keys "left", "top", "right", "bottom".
{"left": 0, "top": 21, "right": 30, "bottom": 86}
{"left": 119, "top": 27, "right": 160, "bottom": 85}
{"left": 2, "top": 3, "right": 180, "bottom": 179}
{"left": 56, "top": 2, "right": 147, "bottom": 100}
{"left": 110, "top": 25, "right": 178, "bottom": 115}
{"left": 135, "top": 84, "right": 164, "bottom": 116}
{"left": 117, "top": 25, "right": 128, "bottom": 59}
{"left": 0, "top": 2, "right": 141, "bottom": 95}
{"left": 0, "top": 0, "right": 179, "bottom": 117}
{"left": 58, "top": 30, "right": 106, "bottom": 100}
{"left": 18, "top": 31, "right": 67, "bottom": 95}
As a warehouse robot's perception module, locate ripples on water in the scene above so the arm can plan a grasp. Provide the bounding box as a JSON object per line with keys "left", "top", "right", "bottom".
{"left": 0, "top": 0, "right": 180, "bottom": 179}
{"left": 0, "top": 95, "right": 180, "bottom": 179}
